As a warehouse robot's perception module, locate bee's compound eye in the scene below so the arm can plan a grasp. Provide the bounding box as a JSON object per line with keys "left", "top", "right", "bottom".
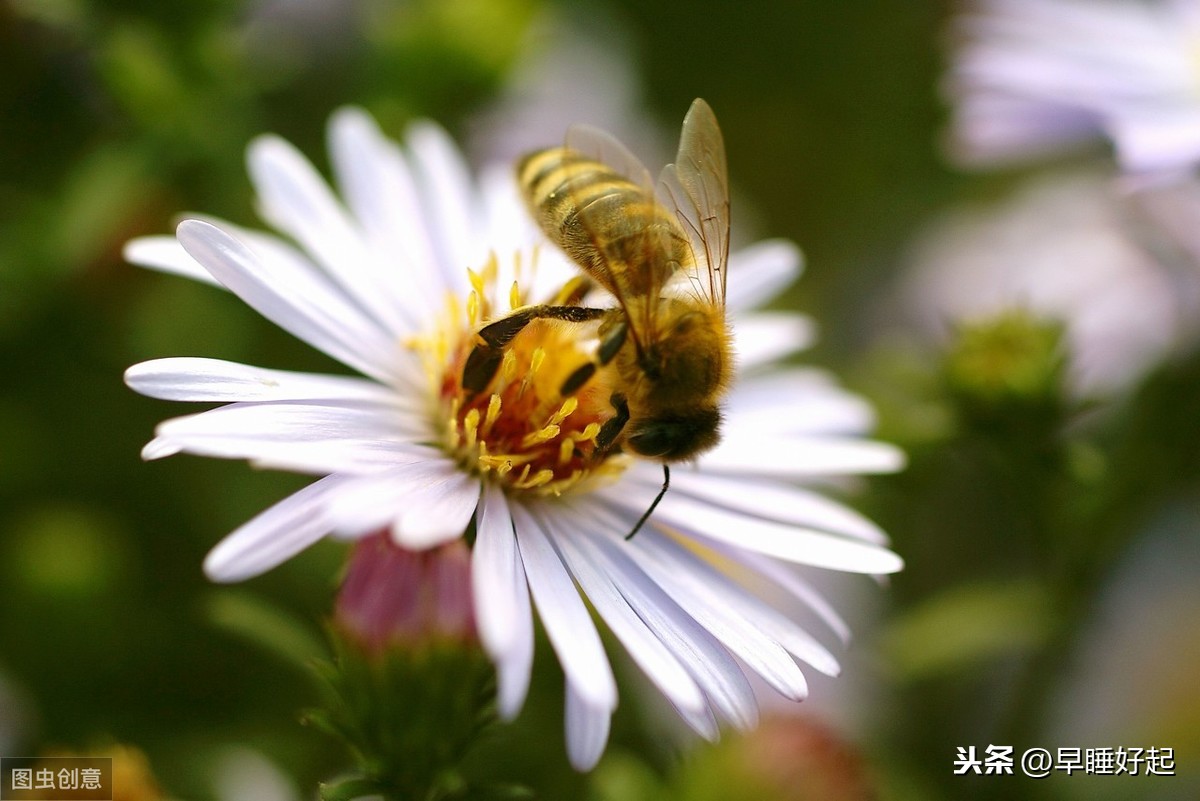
{"left": 627, "top": 425, "right": 676, "bottom": 458}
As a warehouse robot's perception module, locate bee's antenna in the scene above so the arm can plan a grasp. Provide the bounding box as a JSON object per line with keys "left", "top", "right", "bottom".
{"left": 626, "top": 464, "right": 669, "bottom": 540}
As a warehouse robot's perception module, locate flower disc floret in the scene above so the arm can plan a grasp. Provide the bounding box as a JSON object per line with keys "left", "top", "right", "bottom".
{"left": 411, "top": 259, "right": 627, "bottom": 499}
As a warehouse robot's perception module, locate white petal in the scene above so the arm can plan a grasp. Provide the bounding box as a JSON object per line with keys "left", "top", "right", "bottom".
{"left": 1110, "top": 111, "right": 1200, "bottom": 174}
{"left": 327, "top": 108, "right": 448, "bottom": 324}
{"left": 125, "top": 358, "right": 401, "bottom": 405}
{"left": 725, "top": 368, "right": 877, "bottom": 435}
{"left": 246, "top": 441, "right": 439, "bottom": 476}
{"left": 477, "top": 166, "right": 578, "bottom": 299}
{"left": 146, "top": 437, "right": 429, "bottom": 477}
{"left": 511, "top": 503, "right": 617, "bottom": 712}
{"left": 407, "top": 121, "right": 482, "bottom": 285}
{"left": 734, "top": 312, "right": 816, "bottom": 369}
{"left": 571, "top": 499, "right": 807, "bottom": 701}
{"left": 726, "top": 239, "right": 803, "bottom": 312}
{"left": 638, "top": 527, "right": 844, "bottom": 681}
{"left": 472, "top": 484, "right": 534, "bottom": 719}
{"left": 204, "top": 475, "right": 348, "bottom": 581}
{"left": 393, "top": 471, "right": 480, "bottom": 549}
{"left": 175, "top": 220, "right": 402, "bottom": 384}
{"left": 716, "top": 547, "right": 852, "bottom": 644}
{"left": 701, "top": 434, "right": 906, "bottom": 477}
{"left": 627, "top": 529, "right": 809, "bottom": 701}
{"left": 538, "top": 505, "right": 707, "bottom": 716}
{"left": 322, "top": 459, "right": 470, "bottom": 540}
{"left": 565, "top": 681, "right": 611, "bottom": 772}
{"left": 631, "top": 466, "right": 888, "bottom": 545}
{"left": 634, "top": 530, "right": 841, "bottom": 678}
{"left": 494, "top": 624, "right": 535, "bottom": 722}
{"left": 569, "top": 509, "right": 755, "bottom": 734}
{"left": 247, "top": 135, "right": 413, "bottom": 336}
{"left": 124, "top": 235, "right": 222, "bottom": 286}
{"left": 145, "top": 400, "right": 428, "bottom": 471}
{"left": 601, "top": 485, "right": 902, "bottom": 575}
{"left": 148, "top": 437, "right": 431, "bottom": 478}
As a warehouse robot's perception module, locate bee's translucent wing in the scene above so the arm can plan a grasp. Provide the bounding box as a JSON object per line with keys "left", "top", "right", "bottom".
{"left": 562, "top": 123, "right": 684, "bottom": 351}
{"left": 565, "top": 123, "right": 656, "bottom": 193}
{"left": 659, "top": 99, "right": 730, "bottom": 309}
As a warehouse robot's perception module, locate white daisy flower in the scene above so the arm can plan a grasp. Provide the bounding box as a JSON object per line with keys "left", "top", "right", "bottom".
{"left": 124, "top": 107, "right": 904, "bottom": 770}
{"left": 946, "top": 0, "right": 1200, "bottom": 175}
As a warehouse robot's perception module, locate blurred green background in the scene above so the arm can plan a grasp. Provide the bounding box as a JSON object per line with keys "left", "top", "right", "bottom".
{"left": 3, "top": 0, "right": 1198, "bottom": 799}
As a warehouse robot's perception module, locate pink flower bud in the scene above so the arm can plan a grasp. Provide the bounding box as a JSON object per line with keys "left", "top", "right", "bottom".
{"left": 335, "top": 532, "right": 477, "bottom": 654}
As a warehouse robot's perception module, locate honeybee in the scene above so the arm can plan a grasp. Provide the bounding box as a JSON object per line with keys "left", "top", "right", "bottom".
{"left": 463, "top": 98, "right": 732, "bottom": 537}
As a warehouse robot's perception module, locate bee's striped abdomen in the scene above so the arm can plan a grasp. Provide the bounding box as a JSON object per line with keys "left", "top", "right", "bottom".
{"left": 518, "top": 148, "right": 690, "bottom": 298}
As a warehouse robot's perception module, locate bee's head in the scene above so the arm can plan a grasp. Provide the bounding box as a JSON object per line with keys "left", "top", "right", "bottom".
{"left": 626, "top": 405, "right": 722, "bottom": 461}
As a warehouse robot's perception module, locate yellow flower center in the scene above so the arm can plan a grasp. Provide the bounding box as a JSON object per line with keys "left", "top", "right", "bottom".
{"left": 410, "top": 252, "right": 628, "bottom": 497}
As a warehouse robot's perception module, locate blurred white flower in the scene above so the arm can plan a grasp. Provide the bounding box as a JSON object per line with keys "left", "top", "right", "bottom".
{"left": 124, "top": 108, "right": 902, "bottom": 770}
{"left": 213, "top": 748, "right": 299, "bottom": 801}
{"left": 946, "top": 0, "right": 1200, "bottom": 176}
{"left": 468, "top": 9, "right": 667, "bottom": 169}
{"left": 903, "top": 172, "right": 1192, "bottom": 394}
{"left": 1044, "top": 503, "right": 1200, "bottom": 793}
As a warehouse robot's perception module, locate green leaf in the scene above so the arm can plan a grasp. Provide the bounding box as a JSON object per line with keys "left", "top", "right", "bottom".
{"left": 204, "top": 589, "right": 328, "bottom": 671}
{"left": 319, "top": 777, "right": 384, "bottom": 801}
{"left": 883, "top": 579, "right": 1056, "bottom": 681}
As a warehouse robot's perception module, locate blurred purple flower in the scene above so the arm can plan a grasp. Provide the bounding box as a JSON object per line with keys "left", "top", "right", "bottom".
{"left": 946, "top": 0, "right": 1200, "bottom": 176}
{"left": 903, "top": 171, "right": 1199, "bottom": 394}
{"left": 468, "top": 10, "right": 668, "bottom": 168}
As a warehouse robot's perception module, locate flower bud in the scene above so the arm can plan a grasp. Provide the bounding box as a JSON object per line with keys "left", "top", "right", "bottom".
{"left": 334, "top": 532, "right": 476, "bottom": 654}
{"left": 316, "top": 532, "right": 496, "bottom": 800}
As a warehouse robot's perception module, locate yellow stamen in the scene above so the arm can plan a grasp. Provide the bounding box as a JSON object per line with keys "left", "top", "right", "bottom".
{"left": 544, "top": 468, "right": 583, "bottom": 496}
{"left": 521, "top": 424, "right": 560, "bottom": 449}
{"left": 482, "top": 393, "right": 502, "bottom": 436}
{"left": 551, "top": 275, "right": 587, "bottom": 304}
{"left": 517, "top": 347, "right": 545, "bottom": 400}
{"left": 548, "top": 397, "right": 578, "bottom": 426}
{"left": 463, "top": 408, "right": 480, "bottom": 450}
{"left": 480, "top": 451, "right": 536, "bottom": 470}
{"left": 428, "top": 263, "right": 628, "bottom": 502}
{"left": 559, "top": 437, "right": 576, "bottom": 466}
{"left": 467, "top": 290, "right": 479, "bottom": 327}
{"left": 514, "top": 468, "right": 555, "bottom": 489}
{"left": 468, "top": 267, "right": 486, "bottom": 299}
{"left": 447, "top": 397, "right": 462, "bottom": 448}
{"left": 525, "top": 470, "right": 556, "bottom": 489}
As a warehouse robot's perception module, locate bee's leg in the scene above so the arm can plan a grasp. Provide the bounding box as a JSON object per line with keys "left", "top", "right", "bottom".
{"left": 596, "top": 318, "right": 628, "bottom": 366}
{"left": 462, "top": 305, "right": 607, "bottom": 394}
{"left": 590, "top": 389, "right": 668, "bottom": 539}
{"left": 594, "top": 392, "right": 629, "bottom": 455}
{"left": 625, "top": 464, "right": 669, "bottom": 541}
{"left": 559, "top": 318, "right": 628, "bottom": 396}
